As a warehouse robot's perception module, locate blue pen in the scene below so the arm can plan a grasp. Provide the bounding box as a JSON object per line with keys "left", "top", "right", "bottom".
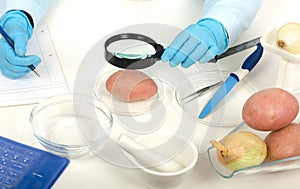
{"left": 0, "top": 25, "right": 40, "bottom": 77}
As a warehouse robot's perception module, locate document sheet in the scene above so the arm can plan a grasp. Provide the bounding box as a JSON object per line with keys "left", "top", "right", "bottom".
{"left": 0, "top": 21, "right": 69, "bottom": 107}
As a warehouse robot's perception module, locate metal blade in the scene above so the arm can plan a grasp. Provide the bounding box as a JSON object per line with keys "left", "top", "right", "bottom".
{"left": 198, "top": 75, "right": 239, "bottom": 119}
{"left": 181, "top": 80, "right": 224, "bottom": 104}
{"left": 209, "top": 37, "right": 260, "bottom": 63}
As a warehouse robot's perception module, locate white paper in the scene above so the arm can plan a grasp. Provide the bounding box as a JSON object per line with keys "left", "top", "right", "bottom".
{"left": 0, "top": 21, "right": 69, "bottom": 107}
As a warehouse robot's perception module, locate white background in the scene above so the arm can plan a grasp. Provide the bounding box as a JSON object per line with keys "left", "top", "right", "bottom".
{"left": 1, "top": 0, "right": 300, "bottom": 188}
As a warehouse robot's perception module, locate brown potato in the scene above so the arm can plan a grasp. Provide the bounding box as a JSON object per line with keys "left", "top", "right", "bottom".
{"left": 242, "top": 88, "right": 299, "bottom": 131}
{"left": 264, "top": 123, "right": 300, "bottom": 162}
{"left": 106, "top": 70, "right": 158, "bottom": 102}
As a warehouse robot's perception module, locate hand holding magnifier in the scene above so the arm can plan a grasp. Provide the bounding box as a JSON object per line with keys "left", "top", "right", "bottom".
{"left": 104, "top": 33, "right": 260, "bottom": 69}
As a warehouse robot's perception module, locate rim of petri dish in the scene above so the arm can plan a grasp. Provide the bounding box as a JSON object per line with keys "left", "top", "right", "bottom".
{"left": 175, "top": 70, "right": 257, "bottom": 127}
{"left": 94, "top": 70, "right": 168, "bottom": 116}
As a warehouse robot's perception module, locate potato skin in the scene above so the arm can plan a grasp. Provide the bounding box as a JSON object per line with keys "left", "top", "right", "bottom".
{"left": 265, "top": 123, "right": 300, "bottom": 162}
{"left": 106, "top": 70, "right": 158, "bottom": 102}
{"left": 242, "top": 88, "right": 299, "bottom": 131}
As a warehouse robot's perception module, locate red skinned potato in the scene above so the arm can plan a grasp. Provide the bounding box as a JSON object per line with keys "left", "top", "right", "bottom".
{"left": 242, "top": 88, "right": 299, "bottom": 131}
{"left": 265, "top": 123, "right": 300, "bottom": 162}
{"left": 106, "top": 70, "right": 158, "bottom": 102}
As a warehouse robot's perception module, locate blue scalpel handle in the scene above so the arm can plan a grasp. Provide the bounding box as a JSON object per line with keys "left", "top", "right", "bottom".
{"left": 198, "top": 43, "right": 264, "bottom": 119}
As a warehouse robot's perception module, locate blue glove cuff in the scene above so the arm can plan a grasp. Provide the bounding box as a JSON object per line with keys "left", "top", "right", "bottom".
{"left": 0, "top": 10, "right": 33, "bottom": 40}
{"left": 196, "top": 18, "right": 229, "bottom": 54}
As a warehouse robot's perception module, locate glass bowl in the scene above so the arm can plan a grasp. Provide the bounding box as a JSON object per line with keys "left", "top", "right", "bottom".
{"left": 175, "top": 70, "right": 256, "bottom": 127}
{"left": 94, "top": 70, "right": 167, "bottom": 116}
{"left": 29, "top": 93, "right": 113, "bottom": 158}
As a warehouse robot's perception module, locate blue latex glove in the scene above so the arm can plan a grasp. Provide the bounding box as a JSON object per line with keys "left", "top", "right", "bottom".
{"left": 0, "top": 10, "right": 41, "bottom": 79}
{"left": 161, "top": 18, "right": 229, "bottom": 68}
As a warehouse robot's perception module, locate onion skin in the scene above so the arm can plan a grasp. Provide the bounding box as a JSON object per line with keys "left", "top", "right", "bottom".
{"left": 277, "top": 22, "right": 300, "bottom": 54}
{"left": 211, "top": 131, "right": 267, "bottom": 171}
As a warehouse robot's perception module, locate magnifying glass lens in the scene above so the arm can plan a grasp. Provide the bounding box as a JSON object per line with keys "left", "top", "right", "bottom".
{"left": 104, "top": 33, "right": 164, "bottom": 69}
{"left": 107, "top": 39, "right": 156, "bottom": 60}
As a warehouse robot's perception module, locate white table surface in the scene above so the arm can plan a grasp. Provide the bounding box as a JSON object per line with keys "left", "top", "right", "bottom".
{"left": 1, "top": 0, "right": 300, "bottom": 188}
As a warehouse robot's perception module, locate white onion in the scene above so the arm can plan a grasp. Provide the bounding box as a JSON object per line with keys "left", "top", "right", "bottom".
{"left": 277, "top": 22, "right": 300, "bottom": 54}
{"left": 211, "top": 131, "right": 267, "bottom": 171}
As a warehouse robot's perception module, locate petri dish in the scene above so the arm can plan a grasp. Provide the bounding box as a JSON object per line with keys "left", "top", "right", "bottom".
{"left": 29, "top": 93, "right": 113, "bottom": 158}
{"left": 175, "top": 70, "right": 257, "bottom": 127}
{"left": 94, "top": 70, "right": 167, "bottom": 116}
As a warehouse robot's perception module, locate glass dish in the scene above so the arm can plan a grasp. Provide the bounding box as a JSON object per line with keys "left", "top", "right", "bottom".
{"left": 175, "top": 70, "right": 257, "bottom": 127}
{"left": 94, "top": 70, "right": 167, "bottom": 116}
{"left": 207, "top": 122, "right": 300, "bottom": 178}
{"left": 29, "top": 93, "right": 113, "bottom": 158}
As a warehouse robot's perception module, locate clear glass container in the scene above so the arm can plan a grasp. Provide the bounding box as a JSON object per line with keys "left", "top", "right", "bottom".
{"left": 94, "top": 69, "right": 169, "bottom": 116}
{"left": 29, "top": 93, "right": 113, "bottom": 158}
{"left": 207, "top": 89, "right": 300, "bottom": 178}
{"left": 207, "top": 122, "right": 300, "bottom": 178}
{"left": 175, "top": 70, "right": 256, "bottom": 127}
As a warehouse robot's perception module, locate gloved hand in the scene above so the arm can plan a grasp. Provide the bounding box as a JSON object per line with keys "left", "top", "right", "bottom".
{"left": 0, "top": 10, "right": 41, "bottom": 79}
{"left": 161, "top": 18, "right": 229, "bottom": 68}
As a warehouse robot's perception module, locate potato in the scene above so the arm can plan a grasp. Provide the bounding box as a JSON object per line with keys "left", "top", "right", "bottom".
{"left": 264, "top": 123, "right": 300, "bottom": 162}
{"left": 106, "top": 70, "right": 158, "bottom": 102}
{"left": 242, "top": 88, "right": 299, "bottom": 131}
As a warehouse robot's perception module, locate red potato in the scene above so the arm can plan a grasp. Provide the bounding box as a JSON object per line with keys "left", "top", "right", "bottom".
{"left": 106, "top": 70, "right": 158, "bottom": 102}
{"left": 264, "top": 123, "right": 300, "bottom": 162}
{"left": 242, "top": 88, "right": 299, "bottom": 131}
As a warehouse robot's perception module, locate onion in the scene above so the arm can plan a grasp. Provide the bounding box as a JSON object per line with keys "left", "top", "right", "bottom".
{"left": 277, "top": 22, "right": 300, "bottom": 54}
{"left": 211, "top": 131, "right": 267, "bottom": 171}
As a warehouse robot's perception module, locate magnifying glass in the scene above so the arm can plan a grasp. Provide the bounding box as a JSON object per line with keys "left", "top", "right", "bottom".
{"left": 105, "top": 33, "right": 164, "bottom": 69}
{"left": 104, "top": 33, "right": 261, "bottom": 69}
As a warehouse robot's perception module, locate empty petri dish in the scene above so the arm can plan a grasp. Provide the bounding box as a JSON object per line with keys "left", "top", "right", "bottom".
{"left": 94, "top": 70, "right": 167, "bottom": 116}
{"left": 29, "top": 93, "right": 113, "bottom": 158}
{"left": 175, "top": 70, "right": 257, "bottom": 127}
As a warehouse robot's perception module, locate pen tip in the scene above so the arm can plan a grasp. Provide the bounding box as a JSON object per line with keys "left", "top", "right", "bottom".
{"left": 34, "top": 70, "right": 41, "bottom": 77}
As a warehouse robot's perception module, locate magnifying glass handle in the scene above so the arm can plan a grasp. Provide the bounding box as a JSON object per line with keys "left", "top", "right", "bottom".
{"left": 153, "top": 43, "right": 164, "bottom": 60}
{"left": 209, "top": 56, "right": 218, "bottom": 63}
